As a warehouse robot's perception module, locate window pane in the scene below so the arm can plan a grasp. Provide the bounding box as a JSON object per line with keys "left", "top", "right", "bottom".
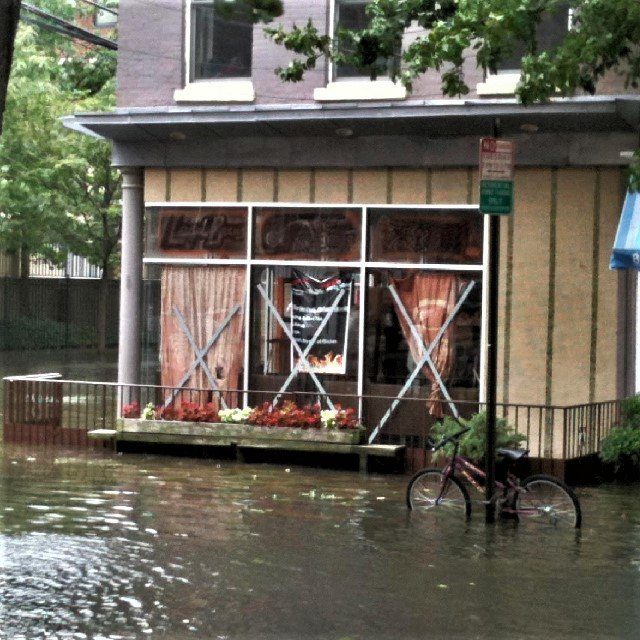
{"left": 145, "top": 207, "right": 248, "bottom": 259}
{"left": 335, "top": 1, "right": 368, "bottom": 78}
{"left": 249, "top": 266, "right": 359, "bottom": 407}
{"left": 192, "top": 1, "right": 253, "bottom": 80}
{"left": 253, "top": 208, "right": 361, "bottom": 261}
{"left": 364, "top": 269, "right": 481, "bottom": 433}
{"left": 334, "top": 0, "right": 397, "bottom": 79}
{"left": 498, "top": 4, "right": 569, "bottom": 71}
{"left": 367, "top": 209, "right": 483, "bottom": 265}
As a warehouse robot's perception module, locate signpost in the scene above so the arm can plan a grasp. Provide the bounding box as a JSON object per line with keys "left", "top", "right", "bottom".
{"left": 479, "top": 134, "right": 514, "bottom": 524}
{"left": 479, "top": 137, "right": 515, "bottom": 215}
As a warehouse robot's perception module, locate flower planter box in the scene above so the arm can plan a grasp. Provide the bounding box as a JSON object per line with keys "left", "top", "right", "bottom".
{"left": 116, "top": 418, "right": 365, "bottom": 445}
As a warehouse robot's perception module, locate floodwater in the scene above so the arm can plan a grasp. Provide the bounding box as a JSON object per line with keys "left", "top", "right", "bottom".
{"left": 1, "top": 445, "right": 639, "bottom": 639}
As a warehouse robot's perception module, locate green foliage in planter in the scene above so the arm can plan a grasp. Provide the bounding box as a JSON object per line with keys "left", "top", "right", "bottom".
{"left": 620, "top": 395, "right": 640, "bottom": 429}
{"left": 600, "top": 427, "right": 640, "bottom": 466}
{"left": 599, "top": 395, "right": 640, "bottom": 471}
{"left": 430, "top": 412, "right": 526, "bottom": 463}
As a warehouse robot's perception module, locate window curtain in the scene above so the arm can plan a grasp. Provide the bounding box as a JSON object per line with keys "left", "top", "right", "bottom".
{"left": 390, "top": 272, "right": 460, "bottom": 418}
{"left": 160, "top": 266, "right": 245, "bottom": 409}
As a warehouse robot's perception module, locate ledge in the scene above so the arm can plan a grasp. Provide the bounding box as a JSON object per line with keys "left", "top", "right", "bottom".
{"left": 314, "top": 80, "right": 407, "bottom": 102}
{"left": 477, "top": 73, "right": 520, "bottom": 97}
{"left": 117, "top": 418, "right": 365, "bottom": 445}
{"left": 174, "top": 79, "right": 255, "bottom": 104}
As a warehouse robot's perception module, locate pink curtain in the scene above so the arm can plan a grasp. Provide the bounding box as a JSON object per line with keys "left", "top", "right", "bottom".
{"left": 160, "top": 266, "right": 245, "bottom": 410}
{"left": 391, "top": 273, "right": 460, "bottom": 418}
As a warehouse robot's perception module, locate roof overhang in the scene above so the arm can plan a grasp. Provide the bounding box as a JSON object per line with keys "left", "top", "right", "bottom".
{"left": 62, "top": 96, "right": 640, "bottom": 169}
{"left": 63, "top": 96, "right": 640, "bottom": 144}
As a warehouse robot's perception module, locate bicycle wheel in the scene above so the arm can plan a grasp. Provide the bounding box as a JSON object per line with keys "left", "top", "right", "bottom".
{"left": 517, "top": 474, "right": 582, "bottom": 528}
{"left": 406, "top": 468, "right": 471, "bottom": 519}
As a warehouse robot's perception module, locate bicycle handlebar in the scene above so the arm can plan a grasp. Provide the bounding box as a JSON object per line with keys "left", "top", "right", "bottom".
{"left": 427, "top": 426, "right": 471, "bottom": 451}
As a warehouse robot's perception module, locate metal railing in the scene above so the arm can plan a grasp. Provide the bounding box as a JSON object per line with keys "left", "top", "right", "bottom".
{"left": 562, "top": 400, "right": 623, "bottom": 459}
{"left": 1, "top": 375, "right": 625, "bottom": 463}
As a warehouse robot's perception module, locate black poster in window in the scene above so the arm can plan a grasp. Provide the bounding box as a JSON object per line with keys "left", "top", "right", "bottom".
{"left": 290, "top": 271, "right": 352, "bottom": 375}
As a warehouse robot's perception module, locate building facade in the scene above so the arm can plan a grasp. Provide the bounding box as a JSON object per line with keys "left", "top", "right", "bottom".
{"left": 66, "top": 0, "right": 640, "bottom": 451}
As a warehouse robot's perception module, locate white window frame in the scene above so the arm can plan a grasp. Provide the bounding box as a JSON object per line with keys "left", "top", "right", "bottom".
{"left": 144, "top": 201, "right": 489, "bottom": 409}
{"left": 314, "top": 0, "right": 406, "bottom": 102}
{"left": 174, "top": 1, "right": 255, "bottom": 104}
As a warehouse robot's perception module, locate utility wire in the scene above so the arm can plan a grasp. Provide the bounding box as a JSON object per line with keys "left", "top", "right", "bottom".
{"left": 21, "top": 3, "right": 118, "bottom": 50}
{"left": 20, "top": 14, "right": 116, "bottom": 50}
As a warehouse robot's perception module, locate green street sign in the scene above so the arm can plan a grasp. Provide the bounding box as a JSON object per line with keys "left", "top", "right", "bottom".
{"left": 479, "top": 179, "right": 514, "bottom": 215}
{"left": 479, "top": 138, "right": 515, "bottom": 215}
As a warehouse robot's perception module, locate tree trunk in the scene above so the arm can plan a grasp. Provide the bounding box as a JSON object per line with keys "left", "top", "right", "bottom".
{"left": 0, "top": 0, "right": 21, "bottom": 136}
{"left": 7, "top": 249, "right": 19, "bottom": 277}
{"left": 19, "top": 247, "right": 29, "bottom": 279}
{"left": 18, "top": 245, "right": 30, "bottom": 316}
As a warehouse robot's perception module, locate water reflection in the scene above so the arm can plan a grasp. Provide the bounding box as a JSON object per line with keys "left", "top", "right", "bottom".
{"left": 1, "top": 445, "right": 639, "bottom": 639}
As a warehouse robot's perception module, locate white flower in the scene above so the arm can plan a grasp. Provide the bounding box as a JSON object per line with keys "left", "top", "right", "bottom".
{"left": 321, "top": 409, "right": 339, "bottom": 429}
{"left": 141, "top": 403, "right": 156, "bottom": 420}
{"left": 219, "top": 407, "right": 253, "bottom": 423}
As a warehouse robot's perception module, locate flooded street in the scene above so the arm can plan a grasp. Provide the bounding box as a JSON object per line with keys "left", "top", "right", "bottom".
{"left": 1, "top": 444, "right": 639, "bottom": 639}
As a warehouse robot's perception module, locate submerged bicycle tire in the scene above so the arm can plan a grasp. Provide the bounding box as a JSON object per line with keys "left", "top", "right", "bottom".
{"left": 516, "top": 474, "right": 582, "bottom": 528}
{"left": 406, "top": 468, "right": 472, "bottom": 518}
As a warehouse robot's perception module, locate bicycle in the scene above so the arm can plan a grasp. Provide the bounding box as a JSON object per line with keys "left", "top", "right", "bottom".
{"left": 406, "top": 427, "right": 582, "bottom": 528}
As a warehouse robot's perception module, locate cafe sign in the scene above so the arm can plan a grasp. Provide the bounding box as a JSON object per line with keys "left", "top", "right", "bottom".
{"left": 290, "top": 271, "right": 352, "bottom": 375}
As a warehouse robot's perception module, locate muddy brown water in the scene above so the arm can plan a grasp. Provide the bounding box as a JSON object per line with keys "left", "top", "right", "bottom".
{"left": 1, "top": 444, "right": 639, "bottom": 640}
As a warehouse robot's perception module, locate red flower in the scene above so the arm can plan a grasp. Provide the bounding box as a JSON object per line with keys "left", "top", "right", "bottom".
{"left": 122, "top": 402, "right": 140, "bottom": 418}
{"left": 247, "top": 401, "right": 321, "bottom": 429}
{"left": 156, "top": 404, "right": 176, "bottom": 421}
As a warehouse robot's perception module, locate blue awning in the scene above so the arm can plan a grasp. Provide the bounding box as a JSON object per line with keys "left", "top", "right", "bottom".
{"left": 611, "top": 190, "right": 640, "bottom": 270}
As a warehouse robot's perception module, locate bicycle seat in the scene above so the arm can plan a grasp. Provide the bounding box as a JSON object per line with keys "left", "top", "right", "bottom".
{"left": 496, "top": 448, "right": 529, "bottom": 461}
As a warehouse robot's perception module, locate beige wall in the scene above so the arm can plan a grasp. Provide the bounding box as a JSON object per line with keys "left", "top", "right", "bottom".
{"left": 146, "top": 166, "right": 627, "bottom": 407}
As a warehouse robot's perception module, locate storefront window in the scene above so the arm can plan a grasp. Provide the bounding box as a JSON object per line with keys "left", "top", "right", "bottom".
{"left": 367, "top": 208, "right": 483, "bottom": 264}
{"left": 160, "top": 265, "right": 246, "bottom": 409}
{"left": 253, "top": 207, "right": 361, "bottom": 262}
{"left": 365, "top": 269, "right": 482, "bottom": 392}
{"left": 142, "top": 203, "right": 484, "bottom": 424}
{"left": 249, "top": 266, "right": 360, "bottom": 404}
{"left": 145, "top": 206, "right": 248, "bottom": 259}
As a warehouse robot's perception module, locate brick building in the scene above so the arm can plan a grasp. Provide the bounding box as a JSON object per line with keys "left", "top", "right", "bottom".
{"left": 65, "top": 0, "right": 640, "bottom": 458}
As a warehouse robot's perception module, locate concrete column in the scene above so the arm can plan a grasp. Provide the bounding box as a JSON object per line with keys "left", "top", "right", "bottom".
{"left": 118, "top": 168, "right": 144, "bottom": 404}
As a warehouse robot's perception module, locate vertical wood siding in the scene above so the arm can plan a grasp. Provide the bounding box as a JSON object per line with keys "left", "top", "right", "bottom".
{"left": 149, "top": 165, "right": 627, "bottom": 405}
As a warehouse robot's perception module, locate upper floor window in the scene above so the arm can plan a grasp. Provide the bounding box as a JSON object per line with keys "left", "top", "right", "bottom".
{"left": 333, "top": 0, "right": 397, "bottom": 80}
{"left": 496, "top": 4, "right": 571, "bottom": 73}
{"left": 314, "top": 0, "right": 405, "bottom": 100}
{"left": 190, "top": 0, "right": 253, "bottom": 81}
{"left": 478, "top": 3, "right": 570, "bottom": 95}
{"left": 334, "top": 0, "right": 368, "bottom": 79}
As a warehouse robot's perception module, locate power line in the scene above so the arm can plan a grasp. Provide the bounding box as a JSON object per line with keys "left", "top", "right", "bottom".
{"left": 21, "top": 3, "right": 118, "bottom": 50}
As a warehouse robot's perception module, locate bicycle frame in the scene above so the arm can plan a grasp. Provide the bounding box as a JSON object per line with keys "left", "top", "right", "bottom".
{"left": 438, "top": 438, "right": 522, "bottom": 510}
